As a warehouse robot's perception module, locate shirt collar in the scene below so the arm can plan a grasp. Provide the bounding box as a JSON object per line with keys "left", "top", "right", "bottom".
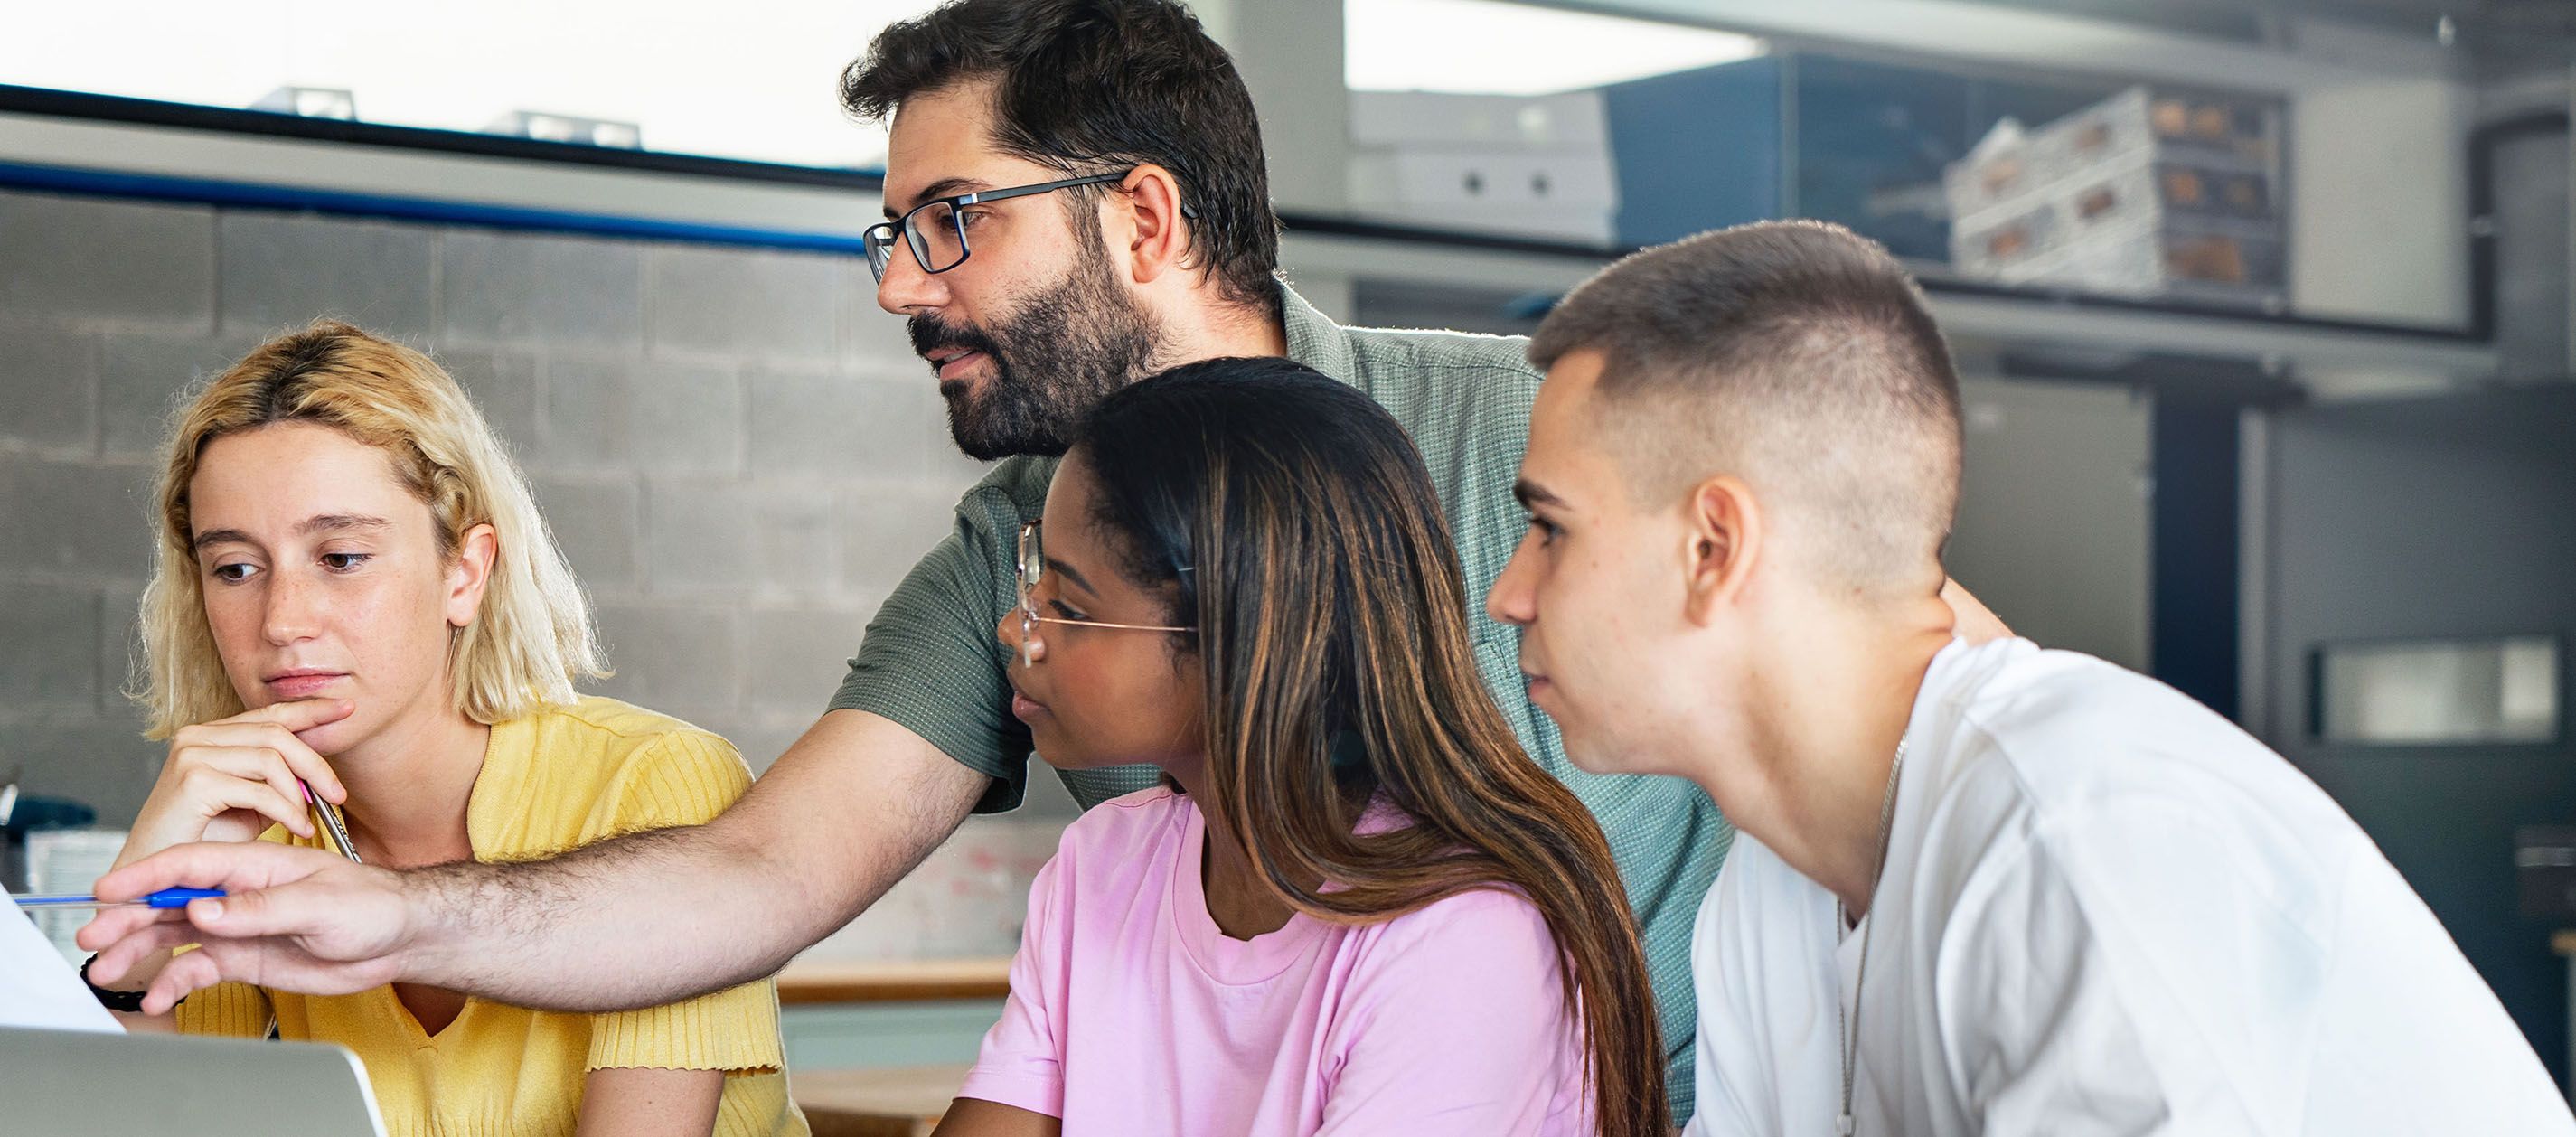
{"left": 1278, "top": 282, "right": 1362, "bottom": 390}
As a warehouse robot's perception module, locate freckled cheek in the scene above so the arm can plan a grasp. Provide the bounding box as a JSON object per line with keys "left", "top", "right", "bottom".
{"left": 202, "top": 590, "right": 270, "bottom": 700}
{"left": 337, "top": 576, "right": 451, "bottom": 693}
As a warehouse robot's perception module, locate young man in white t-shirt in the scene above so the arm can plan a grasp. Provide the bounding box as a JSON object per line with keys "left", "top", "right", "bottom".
{"left": 1484, "top": 219, "right": 2573, "bottom": 1136}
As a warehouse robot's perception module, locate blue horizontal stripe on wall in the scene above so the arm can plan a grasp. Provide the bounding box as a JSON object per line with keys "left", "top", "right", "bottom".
{"left": 0, "top": 159, "right": 874, "bottom": 257}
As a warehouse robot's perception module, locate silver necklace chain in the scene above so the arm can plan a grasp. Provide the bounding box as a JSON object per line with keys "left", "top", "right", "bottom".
{"left": 1838, "top": 733, "right": 1909, "bottom": 1137}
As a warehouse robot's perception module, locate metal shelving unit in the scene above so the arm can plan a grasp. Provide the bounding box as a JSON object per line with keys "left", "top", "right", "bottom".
{"left": 0, "top": 83, "right": 2502, "bottom": 397}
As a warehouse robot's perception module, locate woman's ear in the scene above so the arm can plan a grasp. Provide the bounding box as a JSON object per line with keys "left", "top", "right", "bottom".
{"left": 444, "top": 522, "right": 498, "bottom": 629}
{"left": 1117, "top": 163, "right": 1196, "bottom": 286}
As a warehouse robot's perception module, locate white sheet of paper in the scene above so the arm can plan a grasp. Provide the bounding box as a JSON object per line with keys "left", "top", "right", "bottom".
{"left": 0, "top": 889, "right": 123, "bottom": 1032}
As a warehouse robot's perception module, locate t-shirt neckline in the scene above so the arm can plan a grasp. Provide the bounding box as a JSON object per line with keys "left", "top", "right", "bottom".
{"left": 1169, "top": 795, "right": 1332, "bottom": 987}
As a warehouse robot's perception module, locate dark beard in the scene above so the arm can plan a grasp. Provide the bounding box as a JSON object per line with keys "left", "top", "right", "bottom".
{"left": 909, "top": 235, "right": 1164, "bottom": 461}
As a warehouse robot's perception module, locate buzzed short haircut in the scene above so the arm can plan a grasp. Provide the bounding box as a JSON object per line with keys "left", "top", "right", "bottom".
{"left": 1528, "top": 220, "right": 1962, "bottom": 595}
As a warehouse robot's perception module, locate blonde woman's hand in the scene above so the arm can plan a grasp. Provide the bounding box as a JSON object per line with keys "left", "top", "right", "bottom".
{"left": 118, "top": 699, "right": 356, "bottom": 870}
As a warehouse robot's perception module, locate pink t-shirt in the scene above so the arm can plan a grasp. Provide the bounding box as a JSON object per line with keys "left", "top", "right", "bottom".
{"left": 959, "top": 786, "right": 1594, "bottom": 1136}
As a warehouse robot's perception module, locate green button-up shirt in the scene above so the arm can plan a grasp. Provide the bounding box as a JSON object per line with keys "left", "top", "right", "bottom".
{"left": 831, "top": 283, "right": 1733, "bottom": 1122}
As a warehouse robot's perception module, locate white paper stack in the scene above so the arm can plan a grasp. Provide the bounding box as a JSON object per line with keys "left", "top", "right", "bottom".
{"left": 1, "top": 888, "right": 122, "bottom": 1032}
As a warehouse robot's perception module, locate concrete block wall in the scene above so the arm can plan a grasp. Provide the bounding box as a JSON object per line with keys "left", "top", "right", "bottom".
{"left": 0, "top": 187, "right": 1006, "bottom": 841}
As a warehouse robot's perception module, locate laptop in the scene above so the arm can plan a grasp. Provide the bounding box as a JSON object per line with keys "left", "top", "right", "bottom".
{"left": 0, "top": 1025, "right": 389, "bottom": 1136}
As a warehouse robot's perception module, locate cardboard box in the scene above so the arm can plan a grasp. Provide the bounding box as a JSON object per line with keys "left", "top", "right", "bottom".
{"left": 1946, "top": 86, "right": 2284, "bottom": 305}
{"left": 1347, "top": 147, "right": 1618, "bottom": 210}
{"left": 1347, "top": 89, "right": 1619, "bottom": 245}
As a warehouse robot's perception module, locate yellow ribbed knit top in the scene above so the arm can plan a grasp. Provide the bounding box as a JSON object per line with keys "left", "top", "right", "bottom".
{"left": 175, "top": 696, "right": 810, "bottom": 1137}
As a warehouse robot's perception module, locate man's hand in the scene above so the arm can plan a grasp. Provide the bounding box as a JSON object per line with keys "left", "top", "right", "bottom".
{"left": 77, "top": 841, "right": 414, "bottom": 1015}
{"left": 78, "top": 709, "right": 984, "bottom": 1015}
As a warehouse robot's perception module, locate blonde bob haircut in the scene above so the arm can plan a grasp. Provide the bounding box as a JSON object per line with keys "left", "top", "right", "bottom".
{"left": 135, "top": 320, "right": 606, "bottom": 739}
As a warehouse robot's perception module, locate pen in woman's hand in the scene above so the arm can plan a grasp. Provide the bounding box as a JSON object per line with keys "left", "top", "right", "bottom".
{"left": 303, "top": 781, "right": 363, "bottom": 864}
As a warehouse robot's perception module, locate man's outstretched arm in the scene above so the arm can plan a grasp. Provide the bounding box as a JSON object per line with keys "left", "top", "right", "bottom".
{"left": 82, "top": 708, "right": 987, "bottom": 1015}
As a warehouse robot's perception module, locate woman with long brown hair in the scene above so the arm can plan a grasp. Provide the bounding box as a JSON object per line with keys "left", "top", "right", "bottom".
{"left": 937, "top": 356, "right": 1663, "bottom": 1137}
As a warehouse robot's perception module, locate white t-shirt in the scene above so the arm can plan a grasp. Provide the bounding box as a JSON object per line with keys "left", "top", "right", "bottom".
{"left": 1685, "top": 637, "right": 2573, "bottom": 1137}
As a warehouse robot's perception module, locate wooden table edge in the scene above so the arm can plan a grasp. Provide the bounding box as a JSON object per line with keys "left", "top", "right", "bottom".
{"left": 776, "top": 957, "right": 1013, "bottom": 1005}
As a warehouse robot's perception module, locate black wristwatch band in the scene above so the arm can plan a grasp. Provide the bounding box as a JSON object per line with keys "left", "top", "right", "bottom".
{"left": 80, "top": 954, "right": 178, "bottom": 1012}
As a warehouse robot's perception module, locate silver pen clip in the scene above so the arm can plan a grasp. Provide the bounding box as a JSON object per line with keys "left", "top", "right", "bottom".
{"left": 304, "top": 781, "right": 362, "bottom": 864}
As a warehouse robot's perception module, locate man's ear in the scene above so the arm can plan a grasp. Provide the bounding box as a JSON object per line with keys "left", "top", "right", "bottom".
{"left": 1681, "top": 476, "right": 1763, "bottom": 626}
{"left": 1115, "top": 163, "right": 1195, "bottom": 286}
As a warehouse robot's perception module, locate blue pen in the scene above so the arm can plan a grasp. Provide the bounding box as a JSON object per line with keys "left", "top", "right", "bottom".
{"left": 14, "top": 888, "right": 227, "bottom": 911}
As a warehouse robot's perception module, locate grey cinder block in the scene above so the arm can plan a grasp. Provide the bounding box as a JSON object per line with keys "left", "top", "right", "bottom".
{"left": 0, "top": 585, "right": 101, "bottom": 711}
{"left": 529, "top": 475, "right": 642, "bottom": 595}
{"left": 99, "top": 334, "right": 259, "bottom": 458}
{"left": 0, "top": 325, "right": 96, "bottom": 454}
{"left": 629, "top": 359, "right": 743, "bottom": 475}
{"left": 589, "top": 602, "right": 740, "bottom": 709}
{"left": 642, "top": 480, "right": 762, "bottom": 596}
{"left": 750, "top": 487, "right": 840, "bottom": 599}
{"left": 747, "top": 369, "right": 928, "bottom": 479}
{"left": 644, "top": 480, "right": 846, "bottom": 600}
{"left": 218, "top": 212, "right": 437, "bottom": 342}
{"left": 839, "top": 261, "right": 922, "bottom": 377}
{"left": 647, "top": 244, "right": 841, "bottom": 364}
{"left": 0, "top": 191, "right": 214, "bottom": 329}
{"left": 0, "top": 456, "right": 154, "bottom": 579}
{"left": 744, "top": 606, "right": 874, "bottom": 717}
{"left": 841, "top": 480, "right": 966, "bottom": 597}
{"left": 536, "top": 356, "right": 635, "bottom": 468}
{"left": 432, "top": 347, "right": 543, "bottom": 461}
{"left": 438, "top": 230, "right": 644, "bottom": 349}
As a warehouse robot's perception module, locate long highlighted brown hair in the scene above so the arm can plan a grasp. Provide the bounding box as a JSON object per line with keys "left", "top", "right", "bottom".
{"left": 1073, "top": 358, "right": 1665, "bottom": 1134}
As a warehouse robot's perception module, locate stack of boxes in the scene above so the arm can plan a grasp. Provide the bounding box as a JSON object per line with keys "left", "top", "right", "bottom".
{"left": 1344, "top": 64, "right": 2289, "bottom": 308}
{"left": 1945, "top": 87, "right": 2284, "bottom": 307}
{"left": 1345, "top": 89, "right": 1621, "bottom": 246}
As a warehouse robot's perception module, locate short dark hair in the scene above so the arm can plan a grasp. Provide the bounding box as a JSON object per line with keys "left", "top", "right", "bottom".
{"left": 842, "top": 0, "right": 1283, "bottom": 317}
{"left": 1529, "top": 221, "right": 1964, "bottom": 592}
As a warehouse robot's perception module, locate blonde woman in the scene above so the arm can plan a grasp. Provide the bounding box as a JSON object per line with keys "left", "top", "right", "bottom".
{"left": 94, "top": 321, "right": 808, "bottom": 1137}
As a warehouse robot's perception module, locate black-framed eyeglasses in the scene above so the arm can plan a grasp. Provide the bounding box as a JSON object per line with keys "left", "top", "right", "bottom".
{"left": 864, "top": 169, "right": 1134, "bottom": 284}
{"left": 1014, "top": 519, "right": 1194, "bottom": 668}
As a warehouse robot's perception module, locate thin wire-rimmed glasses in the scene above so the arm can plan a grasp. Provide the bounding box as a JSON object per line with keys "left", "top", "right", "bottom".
{"left": 1015, "top": 519, "right": 1192, "bottom": 667}
{"left": 864, "top": 169, "right": 1134, "bottom": 284}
